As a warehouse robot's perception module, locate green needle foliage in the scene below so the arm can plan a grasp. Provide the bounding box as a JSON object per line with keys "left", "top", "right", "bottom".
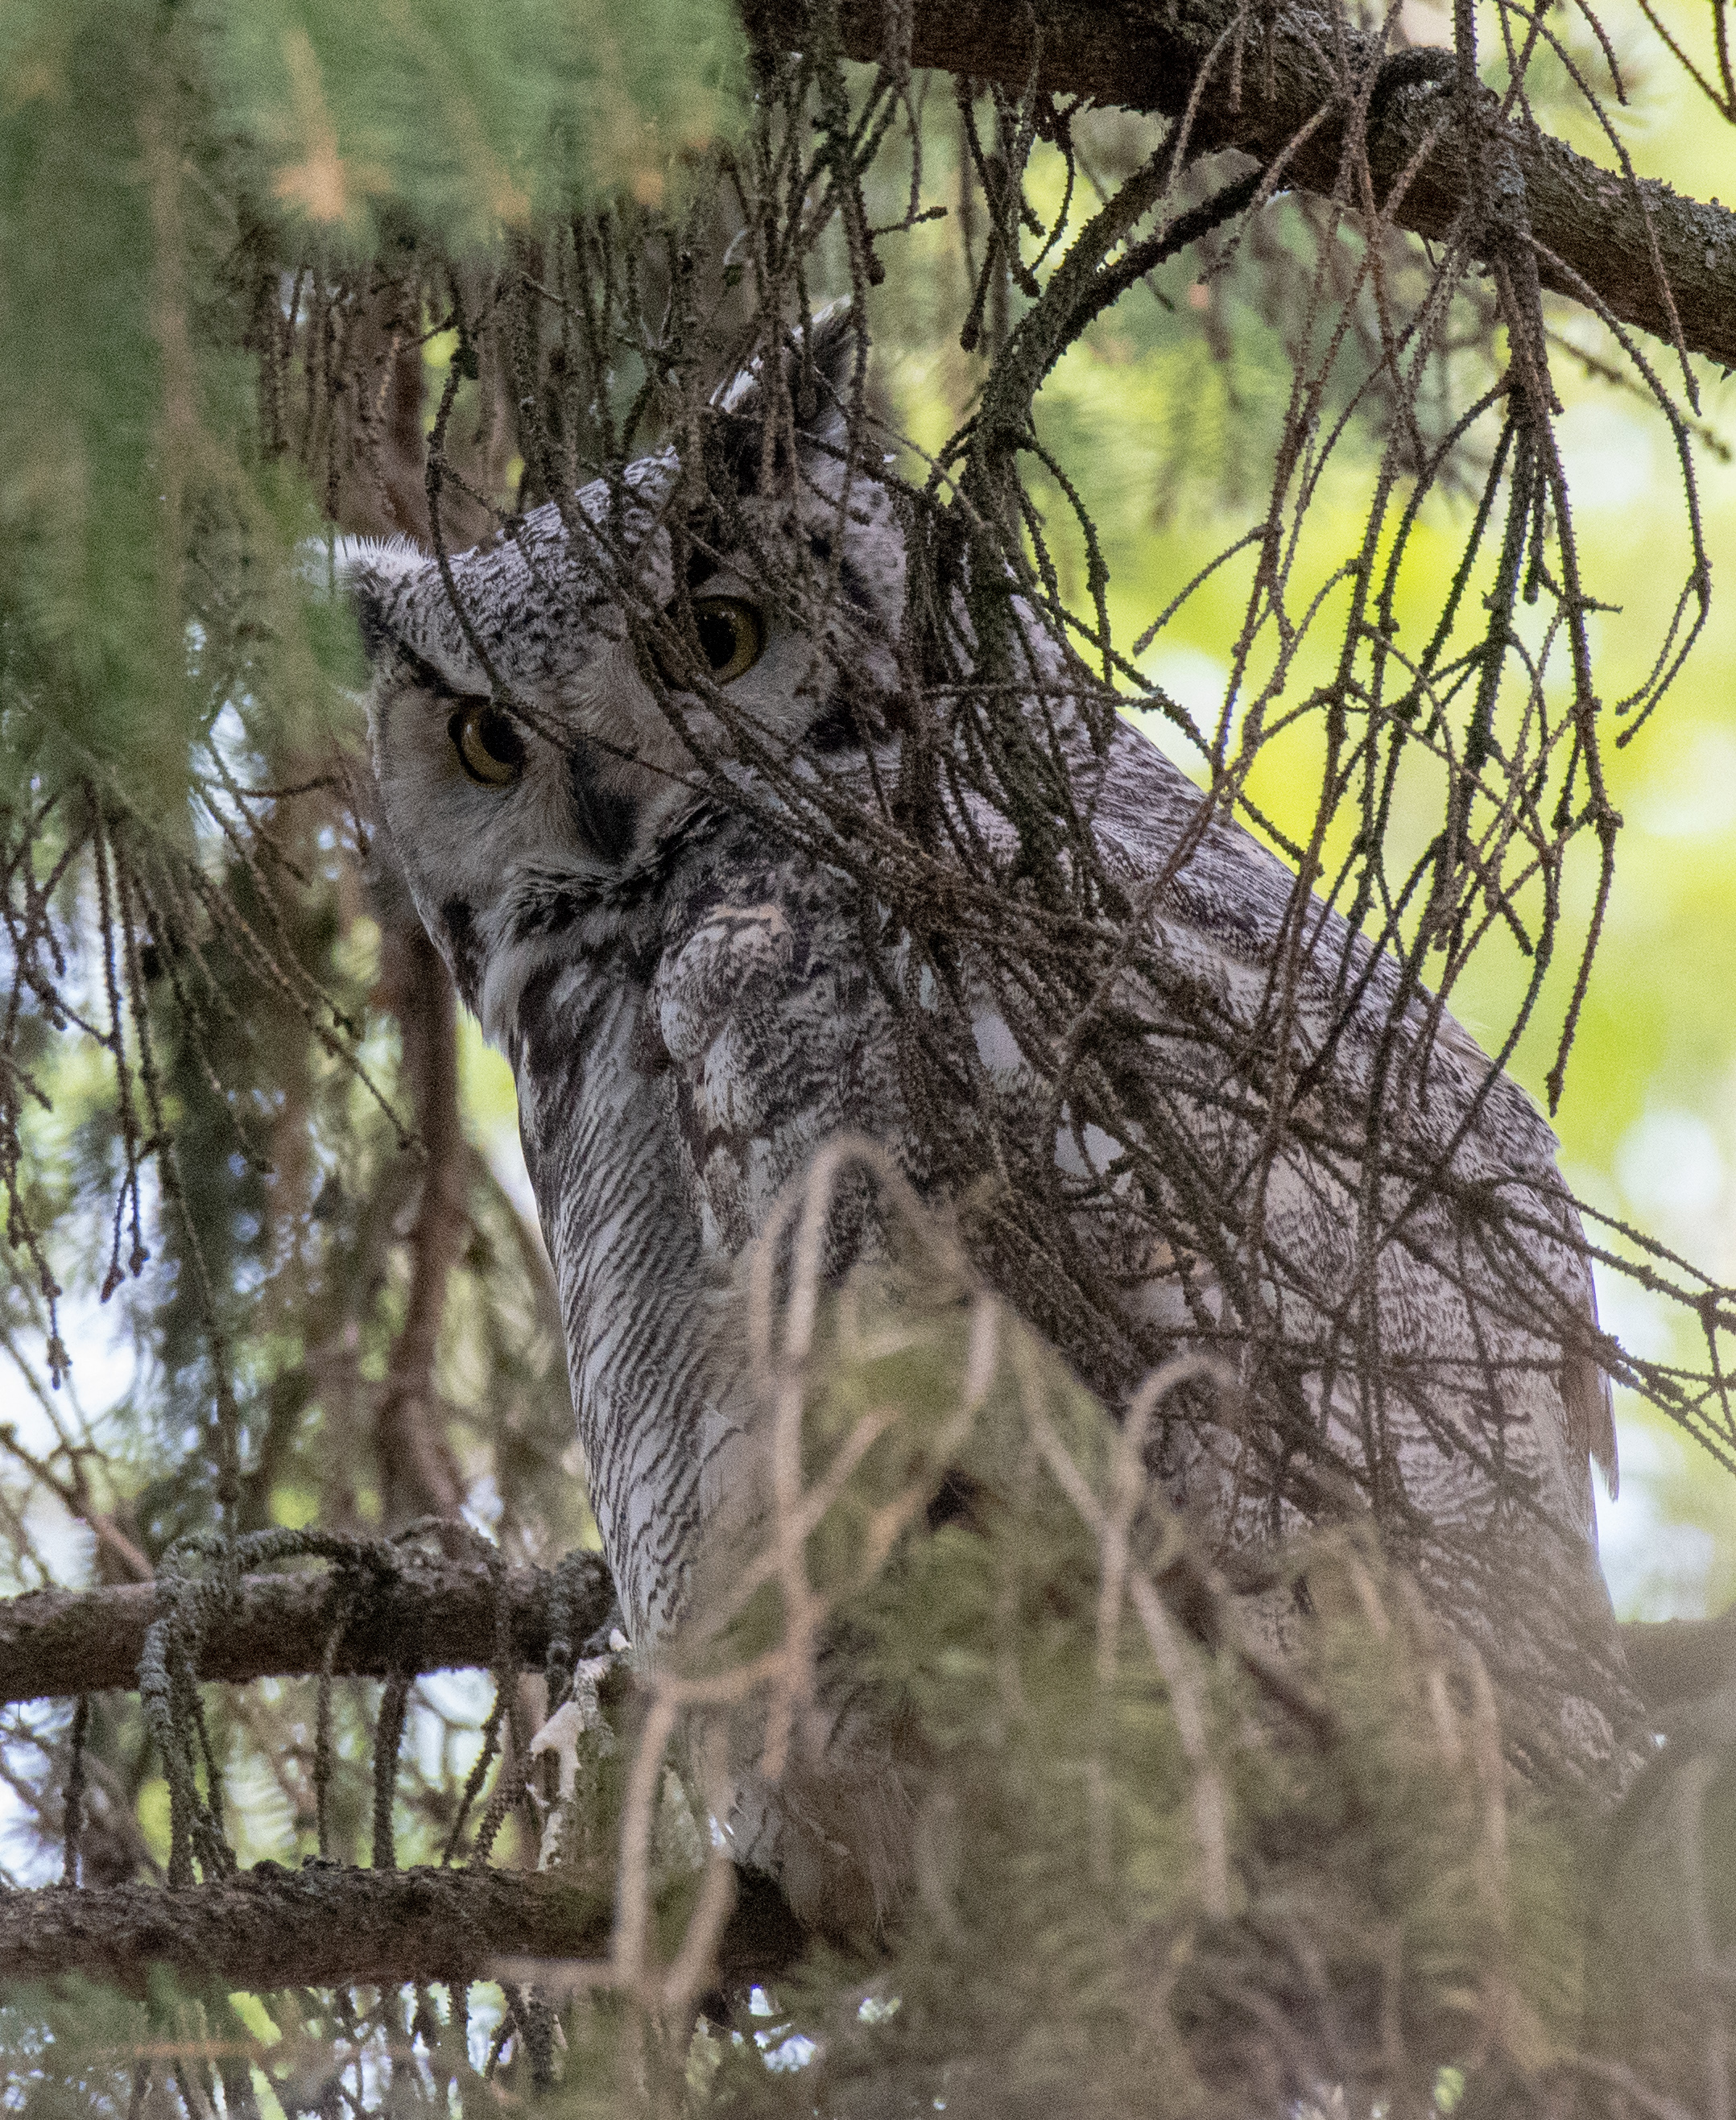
{"left": 3, "top": 2, "right": 1736, "bottom": 2115}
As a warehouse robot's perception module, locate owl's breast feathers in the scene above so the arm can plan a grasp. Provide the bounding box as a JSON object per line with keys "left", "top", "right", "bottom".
{"left": 647, "top": 853, "right": 906, "bottom": 1257}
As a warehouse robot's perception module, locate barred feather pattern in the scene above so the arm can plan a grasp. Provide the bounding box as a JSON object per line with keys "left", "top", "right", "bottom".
{"left": 362, "top": 325, "right": 1639, "bottom": 1921}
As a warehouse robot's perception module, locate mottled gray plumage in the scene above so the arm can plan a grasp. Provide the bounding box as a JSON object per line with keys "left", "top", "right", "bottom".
{"left": 362, "top": 320, "right": 1635, "bottom": 1922}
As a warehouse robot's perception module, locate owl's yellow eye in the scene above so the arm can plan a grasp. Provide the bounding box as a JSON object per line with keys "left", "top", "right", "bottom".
{"left": 691, "top": 597, "right": 764, "bottom": 684}
{"left": 449, "top": 701, "right": 526, "bottom": 788}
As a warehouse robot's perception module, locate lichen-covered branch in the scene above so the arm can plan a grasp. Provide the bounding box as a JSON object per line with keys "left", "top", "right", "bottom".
{"left": 0, "top": 1863, "right": 805, "bottom": 1994}
{"left": 0, "top": 1864, "right": 606, "bottom": 1992}
{"left": 744, "top": 0, "right": 1736, "bottom": 370}
{"left": 0, "top": 1549, "right": 612, "bottom": 1707}
{"left": 1, "top": 1552, "right": 1730, "bottom": 1716}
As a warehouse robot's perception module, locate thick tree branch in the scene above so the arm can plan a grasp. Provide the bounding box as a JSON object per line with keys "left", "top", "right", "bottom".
{"left": 0, "top": 1551, "right": 613, "bottom": 1707}
{"left": 0, "top": 1864, "right": 804, "bottom": 1994}
{"left": 0, "top": 1865, "right": 605, "bottom": 1993}
{"left": 743, "top": 0, "right": 1736, "bottom": 370}
{"left": 374, "top": 914, "right": 469, "bottom": 1528}
{"left": 0, "top": 1556, "right": 1722, "bottom": 1718}
{"left": 326, "top": 278, "right": 434, "bottom": 546}
{"left": 1622, "top": 1608, "right": 1736, "bottom": 1710}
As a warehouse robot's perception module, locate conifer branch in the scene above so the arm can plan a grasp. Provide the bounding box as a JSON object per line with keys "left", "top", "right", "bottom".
{"left": 1, "top": 1559, "right": 1729, "bottom": 1715}
{"left": 1622, "top": 1607, "right": 1736, "bottom": 1709}
{"left": 0, "top": 1865, "right": 610, "bottom": 1993}
{"left": 374, "top": 915, "right": 470, "bottom": 1528}
{"left": 0, "top": 1863, "right": 805, "bottom": 1994}
{"left": 744, "top": 0, "right": 1736, "bottom": 370}
{"left": 0, "top": 1552, "right": 613, "bottom": 1707}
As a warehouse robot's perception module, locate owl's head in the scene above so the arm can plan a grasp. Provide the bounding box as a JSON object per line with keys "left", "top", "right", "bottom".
{"left": 357, "top": 311, "right": 903, "bottom": 1043}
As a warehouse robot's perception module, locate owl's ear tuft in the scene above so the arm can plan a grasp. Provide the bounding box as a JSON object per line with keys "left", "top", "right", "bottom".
{"left": 337, "top": 535, "right": 428, "bottom": 668}
{"left": 708, "top": 305, "right": 862, "bottom": 496}
{"left": 790, "top": 302, "right": 858, "bottom": 442}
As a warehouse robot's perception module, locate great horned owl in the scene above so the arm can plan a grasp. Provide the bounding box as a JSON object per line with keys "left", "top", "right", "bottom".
{"left": 360, "top": 314, "right": 1636, "bottom": 1915}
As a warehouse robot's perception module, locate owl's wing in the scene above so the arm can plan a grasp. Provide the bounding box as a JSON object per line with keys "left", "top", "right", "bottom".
{"left": 649, "top": 729, "right": 1617, "bottom": 1528}
{"left": 950, "top": 709, "right": 1629, "bottom": 1767}
{"left": 649, "top": 728, "right": 1629, "bottom": 1772}
{"left": 1086, "top": 720, "right": 1618, "bottom": 1515}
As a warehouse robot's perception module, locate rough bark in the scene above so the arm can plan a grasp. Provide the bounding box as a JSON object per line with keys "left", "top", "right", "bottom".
{"left": 1622, "top": 1609, "right": 1736, "bottom": 1710}
{"left": 374, "top": 913, "right": 471, "bottom": 1528}
{"left": 327, "top": 279, "right": 435, "bottom": 546}
{"left": 0, "top": 1864, "right": 601, "bottom": 1993}
{"left": 0, "top": 1863, "right": 804, "bottom": 1993}
{"left": 0, "top": 1557, "right": 1722, "bottom": 1713}
{"left": 743, "top": 0, "right": 1736, "bottom": 370}
{"left": 0, "top": 1551, "right": 613, "bottom": 1707}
